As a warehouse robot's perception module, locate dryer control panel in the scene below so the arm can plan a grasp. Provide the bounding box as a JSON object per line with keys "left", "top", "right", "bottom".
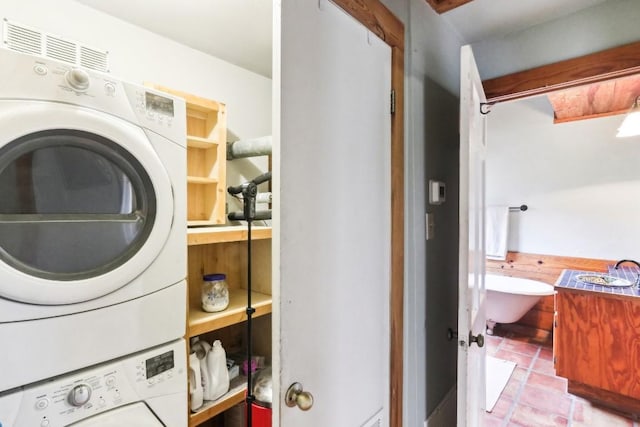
{"left": 0, "top": 48, "right": 186, "bottom": 146}
{"left": 0, "top": 340, "right": 186, "bottom": 427}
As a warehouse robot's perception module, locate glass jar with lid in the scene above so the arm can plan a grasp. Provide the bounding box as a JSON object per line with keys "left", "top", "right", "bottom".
{"left": 201, "top": 273, "right": 229, "bottom": 312}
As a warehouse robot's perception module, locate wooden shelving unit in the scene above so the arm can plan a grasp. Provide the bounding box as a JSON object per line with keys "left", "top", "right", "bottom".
{"left": 148, "top": 85, "right": 271, "bottom": 426}
{"left": 186, "top": 226, "right": 272, "bottom": 426}
{"left": 146, "top": 84, "right": 227, "bottom": 226}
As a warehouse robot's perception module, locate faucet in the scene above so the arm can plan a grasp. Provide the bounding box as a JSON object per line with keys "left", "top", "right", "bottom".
{"left": 614, "top": 259, "right": 640, "bottom": 288}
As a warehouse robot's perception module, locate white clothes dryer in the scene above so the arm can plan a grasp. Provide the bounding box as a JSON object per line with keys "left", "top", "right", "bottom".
{"left": 0, "top": 339, "right": 187, "bottom": 427}
{"left": 0, "top": 48, "right": 187, "bottom": 392}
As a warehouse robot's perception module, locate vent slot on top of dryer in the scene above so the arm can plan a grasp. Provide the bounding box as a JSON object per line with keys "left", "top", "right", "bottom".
{"left": 2, "top": 19, "right": 109, "bottom": 72}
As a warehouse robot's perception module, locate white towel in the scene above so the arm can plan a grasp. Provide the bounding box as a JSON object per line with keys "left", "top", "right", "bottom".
{"left": 486, "top": 206, "right": 509, "bottom": 260}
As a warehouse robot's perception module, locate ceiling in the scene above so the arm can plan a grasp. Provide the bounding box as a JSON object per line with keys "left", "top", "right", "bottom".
{"left": 548, "top": 75, "right": 640, "bottom": 123}
{"left": 74, "top": 0, "right": 612, "bottom": 79}
{"left": 73, "top": 0, "right": 633, "bottom": 122}
{"left": 434, "top": 0, "right": 611, "bottom": 44}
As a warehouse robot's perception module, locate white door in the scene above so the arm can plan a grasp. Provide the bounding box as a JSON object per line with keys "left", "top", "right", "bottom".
{"left": 457, "top": 45, "right": 488, "bottom": 427}
{"left": 274, "top": 0, "right": 392, "bottom": 425}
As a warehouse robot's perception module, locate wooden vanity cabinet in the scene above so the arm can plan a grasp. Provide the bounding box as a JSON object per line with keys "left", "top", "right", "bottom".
{"left": 554, "top": 289, "right": 640, "bottom": 415}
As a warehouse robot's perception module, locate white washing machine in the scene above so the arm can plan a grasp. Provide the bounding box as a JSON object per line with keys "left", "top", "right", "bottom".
{"left": 0, "top": 339, "right": 187, "bottom": 427}
{"left": 0, "top": 48, "right": 187, "bottom": 392}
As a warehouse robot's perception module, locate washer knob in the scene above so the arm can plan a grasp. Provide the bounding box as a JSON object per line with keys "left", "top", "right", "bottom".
{"left": 68, "top": 384, "right": 92, "bottom": 407}
{"left": 65, "top": 68, "right": 90, "bottom": 92}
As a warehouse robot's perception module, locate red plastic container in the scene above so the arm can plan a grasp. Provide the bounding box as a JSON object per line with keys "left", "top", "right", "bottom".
{"left": 250, "top": 402, "right": 272, "bottom": 427}
{"left": 246, "top": 367, "right": 272, "bottom": 427}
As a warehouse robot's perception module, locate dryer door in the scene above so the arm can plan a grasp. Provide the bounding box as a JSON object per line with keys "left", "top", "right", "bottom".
{"left": 69, "top": 403, "right": 164, "bottom": 427}
{"left": 0, "top": 101, "right": 175, "bottom": 304}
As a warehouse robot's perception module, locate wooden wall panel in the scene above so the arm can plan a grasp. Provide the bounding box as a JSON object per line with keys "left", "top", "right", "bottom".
{"left": 486, "top": 252, "right": 616, "bottom": 334}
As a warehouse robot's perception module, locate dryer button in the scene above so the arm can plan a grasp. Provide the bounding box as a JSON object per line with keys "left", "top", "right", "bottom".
{"left": 40, "top": 420, "right": 50, "bottom": 427}
{"left": 104, "top": 82, "right": 116, "bottom": 96}
{"left": 35, "top": 398, "right": 49, "bottom": 410}
{"left": 33, "top": 64, "right": 48, "bottom": 76}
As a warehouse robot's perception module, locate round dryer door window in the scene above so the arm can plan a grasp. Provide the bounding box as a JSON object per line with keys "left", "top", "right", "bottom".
{"left": 0, "top": 101, "right": 174, "bottom": 305}
{"left": 0, "top": 130, "right": 155, "bottom": 280}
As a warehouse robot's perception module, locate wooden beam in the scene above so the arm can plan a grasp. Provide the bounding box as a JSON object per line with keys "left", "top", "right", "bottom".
{"left": 483, "top": 41, "right": 640, "bottom": 103}
{"left": 424, "top": 0, "right": 474, "bottom": 14}
{"left": 332, "top": 2, "right": 405, "bottom": 426}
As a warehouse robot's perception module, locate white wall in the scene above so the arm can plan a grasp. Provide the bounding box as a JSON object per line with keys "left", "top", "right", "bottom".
{"left": 487, "top": 96, "right": 640, "bottom": 260}
{"left": 1, "top": 0, "right": 272, "bottom": 212}
{"left": 405, "top": 0, "right": 463, "bottom": 426}
{"left": 2, "top": 0, "right": 271, "bottom": 136}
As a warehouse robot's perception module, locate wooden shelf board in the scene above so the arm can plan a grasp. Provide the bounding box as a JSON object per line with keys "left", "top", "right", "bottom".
{"left": 188, "top": 289, "right": 272, "bottom": 337}
{"left": 187, "top": 226, "right": 272, "bottom": 246}
{"left": 189, "top": 375, "right": 247, "bottom": 426}
{"left": 187, "top": 136, "right": 220, "bottom": 149}
{"left": 187, "top": 220, "right": 223, "bottom": 228}
{"left": 187, "top": 176, "right": 219, "bottom": 185}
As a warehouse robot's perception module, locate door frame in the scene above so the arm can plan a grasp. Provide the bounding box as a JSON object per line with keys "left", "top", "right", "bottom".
{"left": 329, "top": 1, "right": 405, "bottom": 425}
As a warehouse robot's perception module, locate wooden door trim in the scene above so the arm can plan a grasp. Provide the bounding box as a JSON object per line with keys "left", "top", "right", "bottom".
{"left": 483, "top": 41, "right": 640, "bottom": 103}
{"left": 331, "top": 1, "right": 404, "bottom": 426}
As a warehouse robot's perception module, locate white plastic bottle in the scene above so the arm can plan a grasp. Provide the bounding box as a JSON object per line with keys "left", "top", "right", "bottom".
{"left": 191, "top": 338, "right": 213, "bottom": 400}
{"left": 206, "top": 340, "right": 230, "bottom": 401}
{"left": 188, "top": 352, "right": 204, "bottom": 411}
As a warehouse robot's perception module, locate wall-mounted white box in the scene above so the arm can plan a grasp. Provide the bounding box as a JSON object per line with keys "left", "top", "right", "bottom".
{"left": 429, "top": 180, "right": 446, "bottom": 205}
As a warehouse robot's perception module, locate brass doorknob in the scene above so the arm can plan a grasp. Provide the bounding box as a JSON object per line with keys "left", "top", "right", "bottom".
{"left": 285, "top": 382, "right": 314, "bottom": 411}
{"left": 469, "top": 331, "right": 485, "bottom": 348}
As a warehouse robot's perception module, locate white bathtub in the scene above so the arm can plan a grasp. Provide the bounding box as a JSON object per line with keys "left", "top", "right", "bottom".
{"left": 485, "top": 274, "right": 555, "bottom": 335}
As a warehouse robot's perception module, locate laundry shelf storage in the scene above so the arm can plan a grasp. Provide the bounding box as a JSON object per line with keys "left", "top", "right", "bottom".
{"left": 188, "top": 289, "right": 272, "bottom": 337}
{"left": 147, "top": 83, "right": 271, "bottom": 425}
{"left": 189, "top": 375, "right": 247, "bottom": 426}
{"left": 186, "top": 225, "right": 272, "bottom": 425}
{"left": 146, "top": 83, "right": 227, "bottom": 226}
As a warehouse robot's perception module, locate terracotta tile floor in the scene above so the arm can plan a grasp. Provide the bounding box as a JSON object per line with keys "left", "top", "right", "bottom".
{"left": 484, "top": 328, "right": 640, "bottom": 427}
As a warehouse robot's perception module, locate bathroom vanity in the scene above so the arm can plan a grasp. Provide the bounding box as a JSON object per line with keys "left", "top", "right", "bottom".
{"left": 554, "top": 269, "right": 640, "bottom": 416}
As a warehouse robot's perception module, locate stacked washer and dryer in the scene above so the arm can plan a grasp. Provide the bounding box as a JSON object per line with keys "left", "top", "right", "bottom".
{"left": 0, "top": 47, "right": 188, "bottom": 426}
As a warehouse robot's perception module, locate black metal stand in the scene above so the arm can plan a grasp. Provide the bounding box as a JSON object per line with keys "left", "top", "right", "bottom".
{"left": 227, "top": 172, "right": 271, "bottom": 427}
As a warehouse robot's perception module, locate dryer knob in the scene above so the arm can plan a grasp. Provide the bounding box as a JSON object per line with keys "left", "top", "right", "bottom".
{"left": 65, "top": 68, "right": 90, "bottom": 92}
{"left": 68, "top": 383, "right": 92, "bottom": 407}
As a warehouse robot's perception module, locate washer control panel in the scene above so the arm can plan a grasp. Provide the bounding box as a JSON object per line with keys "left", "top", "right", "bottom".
{"left": 0, "top": 340, "right": 186, "bottom": 427}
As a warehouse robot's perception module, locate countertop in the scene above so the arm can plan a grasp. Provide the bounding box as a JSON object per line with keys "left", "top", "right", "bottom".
{"left": 555, "top": 265, "right": 640, "bottom": 298}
